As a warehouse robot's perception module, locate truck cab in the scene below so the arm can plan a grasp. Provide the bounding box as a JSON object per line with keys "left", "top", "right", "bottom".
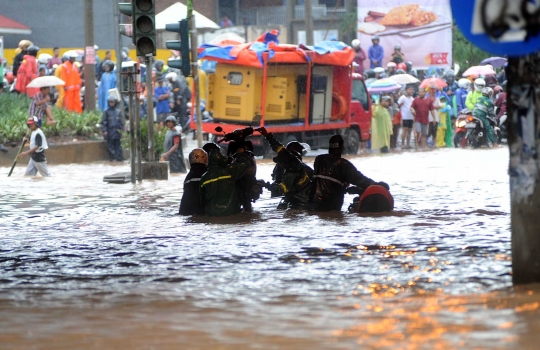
{"left": 350, "top": 73, "right": 372, "bottom": 143}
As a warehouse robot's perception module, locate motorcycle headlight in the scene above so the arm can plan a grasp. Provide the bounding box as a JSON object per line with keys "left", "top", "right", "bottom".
{"left": 457, "top": 121, "right": 466, "bottom": 127}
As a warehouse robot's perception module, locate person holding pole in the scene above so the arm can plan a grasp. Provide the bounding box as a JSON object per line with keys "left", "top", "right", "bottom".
{"left": 19, "top": 116, "right": 51, "bottom": 177}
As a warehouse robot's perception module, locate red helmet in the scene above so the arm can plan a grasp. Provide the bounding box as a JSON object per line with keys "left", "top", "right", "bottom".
{"left": 397, "top": 63, "right": 407, "bottom": 71}
{"left": 493, "top": 85, "right": 503, "bottom": 94}
{"left": 5, "top": 71, "right": 14, "bottom": 84}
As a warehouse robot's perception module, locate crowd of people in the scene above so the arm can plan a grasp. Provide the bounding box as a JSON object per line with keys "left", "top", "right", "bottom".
{"left": 351, "top": 36, "right": 507, "bottom": 151}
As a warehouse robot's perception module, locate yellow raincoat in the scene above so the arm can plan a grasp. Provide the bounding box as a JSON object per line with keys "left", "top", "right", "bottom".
{"left": 371, "top": 104, "right": 393, "bottom": 151}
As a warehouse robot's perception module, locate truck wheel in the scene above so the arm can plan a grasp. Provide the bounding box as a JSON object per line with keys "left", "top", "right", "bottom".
{"left": 345, "top": 129, "right": 360, "bottom": 154}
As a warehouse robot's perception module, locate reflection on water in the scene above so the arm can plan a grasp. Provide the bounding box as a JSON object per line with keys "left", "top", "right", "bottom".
{"left": 1, "top": 148, "right": 540, "bottom": 349}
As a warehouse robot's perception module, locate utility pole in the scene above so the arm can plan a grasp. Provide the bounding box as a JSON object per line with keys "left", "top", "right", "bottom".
{"left": 286, "top": 0, "right": 295, "bottom": 44}
{"left": 84, "top": 0, "right": 96, "bottom": 111}
{"left": 113, "top": 0, "right": 124, "bottom": 116}
{"left": 187, "top": 0, "right": 202, "bottom": 147}
{"left": 304, "top": 0, "right": 314, "bottom": 45}
{"left": 507, "top": 52, "right": 540, "bottom": 284}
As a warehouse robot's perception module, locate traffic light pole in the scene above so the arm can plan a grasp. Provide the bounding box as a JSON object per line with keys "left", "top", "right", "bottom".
{"left": 145, "top": 55, "right": 155, "bottom": 161}
{"left": 127, "top": 70, "right": 136, "bottom": 184}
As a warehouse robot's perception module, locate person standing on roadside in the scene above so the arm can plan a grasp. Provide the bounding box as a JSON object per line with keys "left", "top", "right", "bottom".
{"left": 371, "top": 96, "right": 393, "bottom": 153}
{"left": 368, "top": 35, "right": 384, "bottom": 68}
{"left": 351, "top": 39, "right": 366, "bottom": 74}
{"left": 398, "top": 86, "right": 415, "bottom": 149}
{"left": 47, "top": 47, "right": 62, "bottom": 69}
{"left": 60, "top": 52, "right": 82, "bottom": 113}
{"left": 411, "top": 89, "right": 435, "bottom": 149}
{"left": 154, "top": 76, "right": 171, "bottom": 130}
{"left": 20, "top": 117, "right": 50, "bottom": 177}
{"left": 101, "top": 95, "right": 124, "bottom": 162}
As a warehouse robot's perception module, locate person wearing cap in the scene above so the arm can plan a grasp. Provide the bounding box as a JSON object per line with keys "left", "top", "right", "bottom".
{"left": 101, "top": 95, "right": 124, "bottom": 162}
{"left": 368, "top": 35, "right": 384, "bottom": 69}
{"left": 154, "top": 75, "right": 171, "bottom": 129}
{"left": 160, "top": 116, "right": 186, "bottom": 173}
{"left": 20, "top": 117, "right": 50, "bottom": 177}
{"left": 390, "top": 45, "right": 405, "bottom": 64}
{"left": 374, "top": 67, "right": 385, "bottom": 80}
{"left": 200, "top": 147, "right": 251, "bottom": 216}
{"left": 28, "top": 87, "right": 56, "bottom": 127}
{"left": 351, "top": 39, "right": 366, "bottom": 75}
{"left": 179, "top": 148, "right": 208, "bottom": 215}
{"left": 371, "top": 95, "right": 393, "bottom": 153}
{"left": 15, "top": 45, "right": 39, "bottom": 96}
{"left": 97, "top": 60, "right": 117, "bottom": 111}
{"left": 308, "top": 135, "right": 388, "bottom": 212}
{"left": 258, "top": 127, "right": 311, "bottom": 210}
{"left": 60, "top": 52, "right": 82, "bottom": 113}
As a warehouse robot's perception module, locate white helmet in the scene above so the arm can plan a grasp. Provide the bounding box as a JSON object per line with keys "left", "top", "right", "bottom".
{"left": 165, "top": 72, "right": 178, "bottom": 82}
{"left": 482, "top": 87, "right": 493, "bottom": 97}
{"left": 37, "top": 53, "right": 52, "bottom": 64}
{"left": 351, "top": 39, "right": 361, "bottom": 49}
{"left": 458, "top": 78, "right": 471, "bottom": 89}
{"left": 387, "top": 62, "right": 397, "bottom": 68}
{"left": 374, "top": 67, "right": 385, "bottom": 74}
{"left": 474, "top": 78, "right": 486, "bottom": 92}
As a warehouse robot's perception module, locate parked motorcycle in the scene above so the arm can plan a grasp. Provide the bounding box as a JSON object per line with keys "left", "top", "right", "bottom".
{"left": 462, "top": 114, "right": 500, "bottom": 148}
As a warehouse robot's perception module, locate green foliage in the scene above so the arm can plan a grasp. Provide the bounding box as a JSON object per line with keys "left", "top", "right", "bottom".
{"left": 453, "top": 25, "right": 491, "bottom": 68}
{"left": 0, "top": 93, "right": 101, "bottom": 144}
{"left": 340, "top": 10, "right": 359, "bottom": 42}
{"left": 121, "top": 120, "right": 166, "bottom": 161}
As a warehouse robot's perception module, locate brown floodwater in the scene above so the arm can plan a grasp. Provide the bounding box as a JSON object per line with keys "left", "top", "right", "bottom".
{"left": 1, "top": 147, "right": 540, "bottom": 349}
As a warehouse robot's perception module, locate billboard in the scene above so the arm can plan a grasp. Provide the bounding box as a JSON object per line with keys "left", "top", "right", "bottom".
{"left": 356, "top": 0, "right": 452, "bottom": 70}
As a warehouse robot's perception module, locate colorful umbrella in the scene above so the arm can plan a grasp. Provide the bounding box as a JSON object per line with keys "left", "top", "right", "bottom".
{"left": 388, "top": 73, "right": 420, "bottom": 85}
{"left": 367, "top": 78, "right": 402, "bottom": 93}
{"left": 419, "top": 77, "right": 447, "bottom": 90}
{"left": 480, "top": 57, "right": 507, "bottom": 69}
{"left": 462, "top": 65, "right": 496, "bottom": 77}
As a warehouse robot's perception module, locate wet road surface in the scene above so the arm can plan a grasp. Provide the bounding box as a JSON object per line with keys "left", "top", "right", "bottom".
{"left": 2, "top": 148, "right": 540, "bottom": 349}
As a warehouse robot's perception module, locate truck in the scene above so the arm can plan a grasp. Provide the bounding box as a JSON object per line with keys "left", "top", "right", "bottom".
{"left": 191, "top": 38, "right": 372, "bottom": 155}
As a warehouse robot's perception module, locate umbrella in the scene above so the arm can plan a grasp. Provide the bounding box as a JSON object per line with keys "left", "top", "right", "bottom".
{"left": 63, "top": 49, "right": 84, "bottom": 61}
{"left": 419, "top": 77, "right": 447, "bottom": 90}
{"left": 388, "top": 73, "right": 420, "bottom": 85}
{"left": 367, "top": 78, "right": 402, "bottom": 93}
{"left": 26, "top": 76, "right": 65, "bottom": 88}
{"left": 462, "top": 65, "right": 496, "bottom": 77}
{"left": 480, "top": 57, "right": 507, "bottom": 69}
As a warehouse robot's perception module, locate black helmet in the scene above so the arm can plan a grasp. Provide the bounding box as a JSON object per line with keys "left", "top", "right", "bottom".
{"left": 27, "top": 45, "right": 40, "bottom": 56}
{"left": 286, "top": 141, "right": 305, "bottom": 158}
{"left": 364, "top": 69, "right": 375, "bottom": 79}
{"left": 405, "top": 61, "right": 413, "bottom": 71}
{"left": 203, "top": 142, "right": 220, "bottom": 154}
{"left": 328, "top": 134, "right": 344, "bottom": 155}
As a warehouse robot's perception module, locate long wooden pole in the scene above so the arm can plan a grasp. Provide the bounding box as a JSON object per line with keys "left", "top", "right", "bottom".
{"left": 84, "top": 0, "right": 96, "bottom": 111}
{"left": 7, "top": 131, "right": 30, "bottom": 177}
{"left": 187, "top": 0, "right": 202, "bottom": 147}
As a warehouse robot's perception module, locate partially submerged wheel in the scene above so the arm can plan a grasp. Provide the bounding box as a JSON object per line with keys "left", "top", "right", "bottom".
{"left": 454, "top": 132, "right": 465, "bottom": 148}
{"left": 345, "top": 129, "right": 360, "bottom": 154}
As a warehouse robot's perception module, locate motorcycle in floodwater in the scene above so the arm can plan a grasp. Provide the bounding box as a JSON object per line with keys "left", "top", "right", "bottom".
{"left": 453, "top": 109, "right": 471, "bottom": 148}
{"left": 462, "top": 114, "right": 500, "bottom": 149}
{"left": 497, "top": 113, "right": 508, "bottom": 144}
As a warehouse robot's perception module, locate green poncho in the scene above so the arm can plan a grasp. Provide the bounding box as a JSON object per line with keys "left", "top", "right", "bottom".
{"left": 371, "top": 104, "right": 393, "bottom": 151}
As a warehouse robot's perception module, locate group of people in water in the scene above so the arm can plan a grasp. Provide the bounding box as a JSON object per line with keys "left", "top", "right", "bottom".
{"left": 179, "top": 127, "right": 393, "bottom": 217}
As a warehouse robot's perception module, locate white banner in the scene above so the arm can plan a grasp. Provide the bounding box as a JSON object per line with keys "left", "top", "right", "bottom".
{"left": 357, "top": 0, "right": 452, "bottom": 70}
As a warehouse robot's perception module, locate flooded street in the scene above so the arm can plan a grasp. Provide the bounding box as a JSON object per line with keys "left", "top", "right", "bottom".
{"left": 2, "top": 147, "right": 540, "bottom": 349}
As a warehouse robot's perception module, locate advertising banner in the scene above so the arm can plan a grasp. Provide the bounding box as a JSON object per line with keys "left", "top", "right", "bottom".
{"left": 357, "top": 0, "right": 452, "bottom": 70}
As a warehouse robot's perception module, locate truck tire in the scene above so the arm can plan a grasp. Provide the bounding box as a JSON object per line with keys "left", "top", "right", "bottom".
{"left": 345, "top": 129, "right": 360, "bottom": 155}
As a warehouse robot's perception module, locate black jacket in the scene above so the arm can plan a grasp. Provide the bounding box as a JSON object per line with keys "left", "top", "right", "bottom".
{"left": 309, "top": 153, "right": 375, "bottom": 211}
{"left": 179, "top": 163, "right": 207, "bottom": 215}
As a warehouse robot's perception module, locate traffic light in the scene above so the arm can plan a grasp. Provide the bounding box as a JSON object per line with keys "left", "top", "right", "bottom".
{"left": 119, "top": 0, "right": 156, "bottom": 57}
{"left": 165, "top": 19, "right": 191, "bottom": 77}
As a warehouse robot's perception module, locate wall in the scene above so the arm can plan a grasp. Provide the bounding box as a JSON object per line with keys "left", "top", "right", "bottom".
{"left": 0, "top": 0, "right": 131, "bottom": 50}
